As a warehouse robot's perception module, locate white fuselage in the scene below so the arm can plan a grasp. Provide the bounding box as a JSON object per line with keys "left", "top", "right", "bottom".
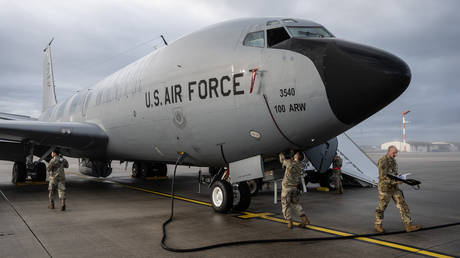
{"left": 39, "top": 18, "right": 349, "bottom": 166}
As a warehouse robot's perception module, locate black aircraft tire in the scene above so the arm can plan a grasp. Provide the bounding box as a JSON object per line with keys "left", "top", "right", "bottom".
{"left": 157, "top": 164, "right": 167, "bottom": 177}
{"left": 233, "top": 182, "right": 251, "bottom": 212}
{"left": 151, "top": 163, "right": 167, "bottom": 177}
{"left": 36, "top": 162, "right": 46, "bottom": 182}
{"left": 247, "top": 180, "right": 259, "bottom": 196}
{"left": 140, "top": 162, "right": 150, "bottom": 179}
{"left": 132, "top": 162, "right": 140, "bottom": 178}
{"left": 12, "top": 162, "right": 26, "bottom": 184}
{"left": 210, "top": 180, "right": 233, "bottom": 213}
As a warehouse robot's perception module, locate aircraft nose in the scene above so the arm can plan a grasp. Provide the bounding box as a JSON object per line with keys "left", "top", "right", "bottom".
{"left": 272, "top": 38, "right": 411, "bottom": 125}
{"left": 322, "top": 39, "right": 411, "bottom": 125}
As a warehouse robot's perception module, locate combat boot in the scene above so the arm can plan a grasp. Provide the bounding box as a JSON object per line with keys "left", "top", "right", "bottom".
{"left": 299, "top": 215, "right": 310, "bottom": 228}
{"left": 60, "top": 199, "right": 66, "bottom": 211}
{"left": 287, "top": 219, "right": 293, "bottom": 229}
{"left": 48, "top": 200, "right": 54, "bottom": 209}
{"left": 405, "top": 223, "right": 421, "bottom": 232}
{"left": 374, "top": 224, "right": 384, "bottom": 233}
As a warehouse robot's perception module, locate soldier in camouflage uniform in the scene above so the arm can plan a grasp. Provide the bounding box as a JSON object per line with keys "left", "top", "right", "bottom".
{"left": 47, "top": 150, "right": 69, "bottom": 211}
{"left": 332, "top": 154, "right": 343, "bottom": 194}
{"left": 280, "top": 151, "right": 310, "bottom": 229}
{"left": 375, "top": 146, "right": 420, "bottom": 233}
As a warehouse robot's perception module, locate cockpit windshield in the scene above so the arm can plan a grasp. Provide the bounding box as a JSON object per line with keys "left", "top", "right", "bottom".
{"left": 287, "top": 26, "right": 333, "bottom": 38}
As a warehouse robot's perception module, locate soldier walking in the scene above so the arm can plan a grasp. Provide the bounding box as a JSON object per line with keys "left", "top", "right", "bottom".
{"left": 332, "top": 154, "right": 344, "bottom": 194}
{"left": 375, "top": 146, "right": 420, "bottom": 232}
{"left": 280, "top": 151, "right": 310, "bottom": 229}
{"left": 47, "top": 150, "right": 69, "bottom": 211}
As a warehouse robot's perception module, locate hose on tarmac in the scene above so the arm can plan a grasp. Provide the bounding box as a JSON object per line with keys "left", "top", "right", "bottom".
{"left": 161, "top": 153, "right": 460, "bottom": 253}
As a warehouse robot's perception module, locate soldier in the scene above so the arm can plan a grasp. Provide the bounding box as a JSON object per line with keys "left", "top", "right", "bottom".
{"left": 375, "top": 146, "right": 420, "bottom": 233}
{"left": 280, "top": 151, "right": 310, "bottom": 229}
{"left": 332, "top": 153, "right": 343, "bottom": 194}
{"left": 47, "top": 150, "right": 69, "bottom": 211}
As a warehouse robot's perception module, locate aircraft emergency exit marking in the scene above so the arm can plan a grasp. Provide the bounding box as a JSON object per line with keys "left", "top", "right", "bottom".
{"left": 145, "top": 73, "right": 244, "bottom": 108}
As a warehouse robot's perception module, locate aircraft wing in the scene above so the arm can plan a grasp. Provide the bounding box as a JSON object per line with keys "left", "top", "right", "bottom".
{"left": 0, "top": 120, "right": 108, "bottom": 161}
{"left": 0, "top": 112, "right": 37, "bottom": 121}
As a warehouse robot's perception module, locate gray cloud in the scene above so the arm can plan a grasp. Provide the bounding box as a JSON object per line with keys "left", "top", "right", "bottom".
{"left": 0, "top": 0, "right": 459, "bottom": 146}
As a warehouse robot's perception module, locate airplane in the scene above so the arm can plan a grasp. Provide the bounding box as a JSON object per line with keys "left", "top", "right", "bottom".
{"left": 0, "top": 17, "right": 410, "bottom": 213}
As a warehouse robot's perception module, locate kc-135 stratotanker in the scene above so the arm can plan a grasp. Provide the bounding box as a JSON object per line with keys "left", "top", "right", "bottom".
{"left": 0, "top": 18, "right": 410, "bottom": 212}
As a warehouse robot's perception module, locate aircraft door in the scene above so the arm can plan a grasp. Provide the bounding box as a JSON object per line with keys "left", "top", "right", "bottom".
{"left": 240, "top": 30, "right": 264, "bottom": 94}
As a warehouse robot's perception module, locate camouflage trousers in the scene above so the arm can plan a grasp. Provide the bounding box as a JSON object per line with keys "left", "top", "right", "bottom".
{"left": 49, "top": 175, "right": 66, "bottom": 201}
{"left": 281, "top": 186, "right": 305, "bottom": 220}
{"left": 333, "top": 171, "right": 343, "bottom": 193}
{"left": 375, "top": 187, "right": 411, "bottom": 225}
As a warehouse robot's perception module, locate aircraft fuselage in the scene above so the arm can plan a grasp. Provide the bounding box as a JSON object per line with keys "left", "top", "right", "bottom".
{"left": 38, "top": 18, "right": 410, "bottom": 166}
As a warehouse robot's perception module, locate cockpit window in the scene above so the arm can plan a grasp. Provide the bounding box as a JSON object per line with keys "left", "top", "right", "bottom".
{"left": 266, "top": 20, "right": 281, "bottom": 26}
{"left": 267, "top": 27, "right": 290, "bottom": 47}
{"left": 243, "top": 31, "right": 265, "bottom": 48}
{"left": 287, "top": 26, "right": 333, "bottom": 38}
{"left": 282, "top": 19, "right": 297, "bottom": 24}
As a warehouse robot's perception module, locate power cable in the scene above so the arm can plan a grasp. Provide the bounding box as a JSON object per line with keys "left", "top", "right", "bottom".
{"left": 160, "top": 154, "right": 460, "bottom": 253}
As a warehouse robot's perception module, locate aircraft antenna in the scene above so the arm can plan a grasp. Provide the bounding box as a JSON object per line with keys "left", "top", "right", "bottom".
{"left": 402, "top": 110, "right": 410, "bottom": 152}
{"left": 161, "top": 35, "right": 168, "bottom": 46}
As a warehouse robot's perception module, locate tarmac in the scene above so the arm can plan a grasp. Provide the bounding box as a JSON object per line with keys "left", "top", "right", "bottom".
{"left": 0, "top": 152, "right": 459, "bottom": 258}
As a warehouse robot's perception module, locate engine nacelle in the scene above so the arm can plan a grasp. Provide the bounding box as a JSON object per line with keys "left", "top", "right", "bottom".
{"left": 79, "top": 158, "right": 112, "bottom": 178}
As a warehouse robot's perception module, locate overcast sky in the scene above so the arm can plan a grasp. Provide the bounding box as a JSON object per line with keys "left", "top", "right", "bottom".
{"left": 0, "top": 0, "right": 459, "bottom": 146}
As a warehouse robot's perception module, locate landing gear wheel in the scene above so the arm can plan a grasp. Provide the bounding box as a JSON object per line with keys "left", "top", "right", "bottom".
{"left": 210, "top": 180, "right": 233, "bottom": 213}
{"left": 12, "top": 161, "right": 26, "bottom": 184}
{"left": 31, "top": 162, "right": 46, "bottom": 182}
{"left": 152, "top": 164, "right": 167, "bottom": 177}
{"left": 132, "top": 162, "right": 140, "bottom": 178}
{"left": 247, "top": 179, "right": 259, "bottom": 196}
{"left": 232, "top": 181, "right": 251, "bottom": 212}
{"left": 140, "top": 162, "right": 150, "bottom": 179}
{"left": 37, "top": 162, "right": 46, "bottom": 181}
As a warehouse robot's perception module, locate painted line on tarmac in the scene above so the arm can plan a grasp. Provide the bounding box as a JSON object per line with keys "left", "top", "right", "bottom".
{"left": 239, "top": 211, "right": 454, "bottom": 258}
{"left": 119, "top": 183, "right": 212, "bottom": 207}
{"left": 69, "top": 172, "right": 211, "bottom": 207}
{"left": 70, "top": 173, "right": 454, "bottom": 258}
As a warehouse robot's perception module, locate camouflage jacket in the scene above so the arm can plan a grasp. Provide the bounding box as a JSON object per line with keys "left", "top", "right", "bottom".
{"left": 47, "top": 155, "right": 69, "bottom": 177}
{"left": 280, "top": 153, "right": 304, "bottom": 187}
{"left": 377, "top": 155, "right": 399, "bottom": 189}
{"left": 333, "top": 156, "right": 343, "bottom": 169}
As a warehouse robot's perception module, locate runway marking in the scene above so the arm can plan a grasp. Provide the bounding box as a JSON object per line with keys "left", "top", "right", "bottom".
{"left": 238, "top": 212, "right": 274, "bottom": 219}
{"left": 69, "top": 172, "right": 212, "bottom": 207}
{"left": 354, "top": 238, "right": 453, "bottom": 258}
{"left": 70, "top": 173, "right": 455, "bottom": 257}
{"left": 119, "top": 183, "right": 455, "bottom": 257}
{"left": 120, "top": 184, "right": 212, "bottom": 207}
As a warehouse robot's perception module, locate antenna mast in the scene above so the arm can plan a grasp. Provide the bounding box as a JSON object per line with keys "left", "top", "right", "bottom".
{"left": 402, "top": 110, "right": 410, "bottom": 152}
